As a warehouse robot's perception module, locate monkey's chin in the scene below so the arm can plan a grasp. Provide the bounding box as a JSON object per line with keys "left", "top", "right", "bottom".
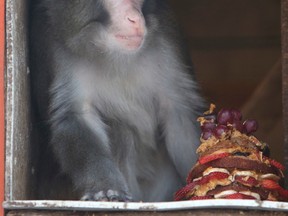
{"left": 115, "top": 35, "right": 144, "bottom": 52}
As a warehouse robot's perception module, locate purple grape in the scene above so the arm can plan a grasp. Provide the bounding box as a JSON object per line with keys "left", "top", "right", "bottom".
{"left": 213, "top": 125, "right": 228, "bottom": 138}
{"left": 217, "top": 109, "right": 233, "bottom": 125}
{"left": 231, "top": 109, "right": 242, "bottom": 121}
{"left": 230, "top": 120, "right": 244, "bottom": 132}
{"left": 201, "top": 122, "right": 216, "bottom": 132}
{"left": 202, "top": 130, "right": 213, "bottom": 140}
{"left": 243, "top": 119, "right": 258, "bottom": 134}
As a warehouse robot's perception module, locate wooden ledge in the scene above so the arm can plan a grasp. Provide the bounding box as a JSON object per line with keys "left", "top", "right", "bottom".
{"left": 3, "top": 200, "right": 288, "bottom": 214}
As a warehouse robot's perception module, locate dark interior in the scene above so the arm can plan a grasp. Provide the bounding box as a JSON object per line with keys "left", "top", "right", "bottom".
{"left": 170, "top": 0, "right": 282, "bottom": 162}
{"left": 4, "top": 0, "right": 283, "bottom": 202}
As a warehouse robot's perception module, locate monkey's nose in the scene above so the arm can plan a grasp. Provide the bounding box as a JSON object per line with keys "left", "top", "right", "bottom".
{"left": 127, "top": 17, "right": 137, "bottom": 24}
{"left": 126, "top": 11, "right": 142, "bottom": 25}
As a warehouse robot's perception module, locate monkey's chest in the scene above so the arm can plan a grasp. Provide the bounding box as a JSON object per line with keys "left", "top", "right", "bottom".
{"left": 96, "top": 85, "right": 158, "bottom": 137}
{"left": 77, "top": 70, "right": 159, "bottom": 141}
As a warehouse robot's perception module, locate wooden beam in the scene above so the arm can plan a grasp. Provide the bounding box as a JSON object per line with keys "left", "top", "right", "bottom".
{"left": 0, "top": 0, "right": 5, "bottom": 215}
{"left": 282, "top": 0, "right": 288, "bottom": 186}
{"left": 5, "top": 210, "right": 288, "bottom": 216}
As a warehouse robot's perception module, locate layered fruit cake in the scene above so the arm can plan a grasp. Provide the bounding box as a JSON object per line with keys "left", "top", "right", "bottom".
{"left": 175, "top": 104, "right": 288, "bottom": 201}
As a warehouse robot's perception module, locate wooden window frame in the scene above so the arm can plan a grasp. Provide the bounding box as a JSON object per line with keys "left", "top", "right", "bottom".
{"left": 2, "top": 0, "right": 288, "bottom": 215}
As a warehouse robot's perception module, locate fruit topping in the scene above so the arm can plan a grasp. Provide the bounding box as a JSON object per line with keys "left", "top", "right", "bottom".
{"left": 174, "top": 182, "right": 197, "bottom": 201}
{"left": 201, "top": 122, "right": 216, "bottom": 131}
{"left": 263, "top": 156, "right": 285, "bottom": 171}
{"left": 230, "top": 109, "right": 242, "bottom": 121}
{"left": 198, "top": 152, "right": 230, "bottom": 165}
{"left": 175, "top": 104, "right": 287, "bottom": 202}
{"left": 224, "top": 192, "right": 257, "bottom": 200}
{"left": 197, "top": 172, "right": 230, "bottom": 185}
{"left": 243, "top": 120, "right": 259, "bottom": 135}
{"left": 199, "top": 104, "right": 259, "bottom": 140}
{"left": 261, "top": 179, "right": 281, "bottom": 190}
{"left": 201, "top": 130, "right": 214, "bottom": 140}
{"left": 235, "top": 176, "right": 258, "bottom": 187}
{"left": 217, "top": 108, "right": 233, "bottom": 125}
{"left": 213, "top": 125, "right": 229, "bottom": 138}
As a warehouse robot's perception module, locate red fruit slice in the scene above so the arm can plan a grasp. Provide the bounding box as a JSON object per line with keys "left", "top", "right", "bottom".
{"left": 190, "top": 195, "right": 213, "bottom": 200}
{"left": 261, "top": 179, "right": 281, "bottom": 190}
{"left": 225, "top": 193, "right": 256, "bottom": 200}
{"left": 268, "top": 158, "right": 285, "bottom": 171}
{"left": 235, "top": 176, "right": 258, "bottom": 187}
{"left": 261, "top": 180, "right": 288, "bottom": 200}
{"left": 198, "top": 172, "right": 230, "bottom": 185}
{"left": 199, "top": 152, "right": 230, "bottom": 165}
{"left": 174, "top": 182, "right": 197, "bottom": 201}
{"left": 262, "top": 156, "right": 285, "bottom": 171}
{"left": 176, "top": 172, "right": 230, "bottom": 200}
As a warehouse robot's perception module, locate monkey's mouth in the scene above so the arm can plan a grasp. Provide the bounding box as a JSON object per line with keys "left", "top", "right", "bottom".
{"left": 116, "top": 35, "right": 143, "bottom": 40}
{"left": 115, "top": 34, "right": 144, "bottom": 50}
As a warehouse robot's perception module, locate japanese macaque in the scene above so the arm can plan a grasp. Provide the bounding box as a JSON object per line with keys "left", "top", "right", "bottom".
{"left": 29, "top": 0, "right": 205, "bottom": 202}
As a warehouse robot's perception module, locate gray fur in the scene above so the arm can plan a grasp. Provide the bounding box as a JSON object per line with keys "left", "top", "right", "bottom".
{"left": 30, "top": 0, "right": 205, "bottom": 201}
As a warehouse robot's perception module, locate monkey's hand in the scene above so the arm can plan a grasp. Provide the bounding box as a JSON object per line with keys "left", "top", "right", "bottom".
{"left": 81, "top": 189, "right": 133, "bottom": 202}
{"left": 76, "top": 160, "right": 133, "bottom": 202}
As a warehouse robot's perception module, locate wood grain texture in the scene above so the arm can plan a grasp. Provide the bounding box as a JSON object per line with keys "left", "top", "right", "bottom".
{"left": 281, "top": 0, "right": 288, "bottom": 185}
{"left": 0, "top": 0, "right": 5, "bottom": 216}
{"left": 5, "top": 0, "right": 37, "bottom": 201}
{"left": 5, "top": 210, "right": 288, "bottom": 216}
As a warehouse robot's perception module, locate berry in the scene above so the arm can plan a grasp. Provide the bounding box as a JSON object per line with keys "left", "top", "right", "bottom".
{"left": 231, "top": 109, "right": 242, "bottom": 121}
{"left": 230, "top": 120, "right": 244, "bottom": 132}
{"left": 217, "top": 109, "right": 233, "bottom": 125}
{"left": 201, "top": 130, "right": 213, "bottom": 140}
{"left": 213, "top": 125, "right": 228, "bottom": 138}
{"left": 243, "top": 119, "right": 258, "bottom": 134}
{"left": 201, "top": 122, "right": 216, "bottom": 132}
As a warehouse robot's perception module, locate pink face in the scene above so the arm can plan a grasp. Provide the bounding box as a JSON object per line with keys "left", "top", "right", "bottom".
{"left": 103, "top": 0, "right": 146, "bottom": 52}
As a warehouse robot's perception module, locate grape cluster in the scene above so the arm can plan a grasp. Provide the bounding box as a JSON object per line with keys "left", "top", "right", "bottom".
{"left": 200, "top": 108, "right": 258, "bottom": 140}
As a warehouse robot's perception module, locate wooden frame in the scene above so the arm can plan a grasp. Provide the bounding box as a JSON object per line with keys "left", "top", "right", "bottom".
{"left": 2, "top": 0, "right": 288, "bottom": 215}
{"left": 0, "top": 0, "right": 5, "bottom": 215}
{"left": 282, "top": 0, "right": 288, "bottom": 183}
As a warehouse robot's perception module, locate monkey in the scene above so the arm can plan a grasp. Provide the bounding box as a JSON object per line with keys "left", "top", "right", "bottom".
{"left": 29, "top": 0, "right": 206, "bottom": 202}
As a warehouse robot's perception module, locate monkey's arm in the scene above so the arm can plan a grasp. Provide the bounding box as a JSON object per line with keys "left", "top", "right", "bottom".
{"left": 49, "top": 79, "right": 132, "bottom": 201}
{"left": 163, "top": 107, "right": 200, "bottom": 180}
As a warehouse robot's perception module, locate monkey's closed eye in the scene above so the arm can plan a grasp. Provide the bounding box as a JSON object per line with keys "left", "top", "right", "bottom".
{"left": 90, "top": 6, "right": 110, "bottom": 26}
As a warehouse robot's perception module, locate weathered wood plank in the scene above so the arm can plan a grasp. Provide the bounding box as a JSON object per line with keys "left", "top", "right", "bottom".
{"left": 281, "top": 0, "right": 288, "bottom": 185}
{"left": 5, "top": 0, "right": 36, "bottom": 201}
{"left": 5, "top": 210, "right": 288, "bottom": 216}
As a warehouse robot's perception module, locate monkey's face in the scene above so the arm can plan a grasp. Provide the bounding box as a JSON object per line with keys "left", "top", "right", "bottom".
{"left": 48, "top": 0, "right": 163, "bottom": 57}
{"left": 101, "top": 0, "right": 147, "bottom": 52}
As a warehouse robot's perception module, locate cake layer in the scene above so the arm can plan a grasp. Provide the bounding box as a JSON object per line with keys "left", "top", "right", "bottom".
{"left": 187, "top": 156, "right": 279, "bottom": 183}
